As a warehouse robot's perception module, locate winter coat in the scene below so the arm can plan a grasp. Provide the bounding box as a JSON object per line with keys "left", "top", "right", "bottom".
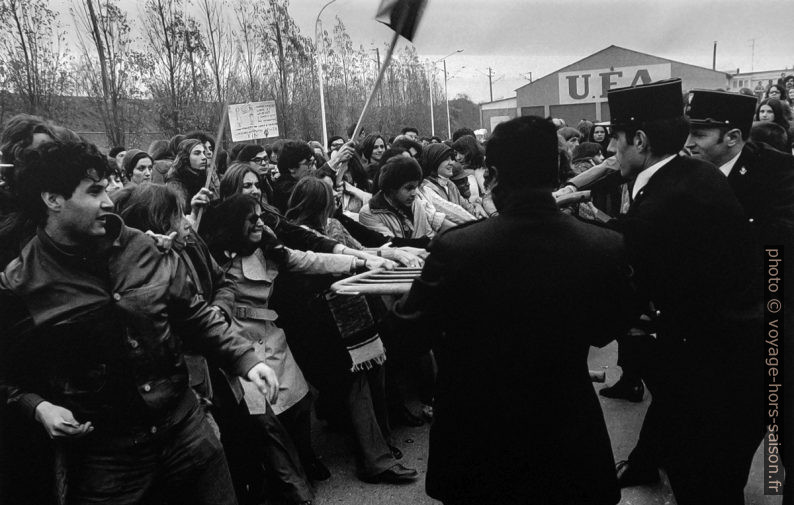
{"left": 0, "top": 215, "right": 259, "bottom": 430}
{"left": 216, "top": 246, "right": 356, "bottom": 415}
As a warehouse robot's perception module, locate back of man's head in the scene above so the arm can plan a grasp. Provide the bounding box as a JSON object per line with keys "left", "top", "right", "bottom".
{"left": 452, "top": 127, "right": 475, "bottom": 142}
{"left": 750, "top": 121, "right": 789, "bottom": 152}
{"left": 16, "top": 140, "right": 109, "bottom": 224}
{"left": 486, "top": 116, "right": 559, "bottom": 190}
{"left": 185, "top": 130, "right": 215, "bottom": 151}
{"left": 277, "top": 140, "right": 313, "bottom": 174}
{"left": 391, "top": 136, "right": 423, "bottom": 158}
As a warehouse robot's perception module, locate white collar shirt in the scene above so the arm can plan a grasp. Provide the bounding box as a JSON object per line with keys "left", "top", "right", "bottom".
{"left": 631, "top": 155, "right": 676, "bottom": 200}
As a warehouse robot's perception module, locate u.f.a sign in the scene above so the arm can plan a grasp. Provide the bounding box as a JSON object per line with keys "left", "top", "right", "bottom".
{"left": 558, "top": 63, "right": 671, "bottom": 104}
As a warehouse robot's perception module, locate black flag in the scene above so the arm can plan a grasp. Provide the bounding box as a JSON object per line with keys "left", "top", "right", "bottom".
{"left": 376, "top": 0, "right": 427, "bottom": 42}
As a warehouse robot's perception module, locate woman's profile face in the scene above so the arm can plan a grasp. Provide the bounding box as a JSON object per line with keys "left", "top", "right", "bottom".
{"left": 758, "top": 105, "right": 775, "bottom": 122}
{"left": 189, "top": 143, "right": 208, "bottom": 171}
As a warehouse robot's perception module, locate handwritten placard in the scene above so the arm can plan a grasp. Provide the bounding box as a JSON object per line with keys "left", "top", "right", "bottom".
{"left": 228, "top": 101, "right": 279, "bottom": 141}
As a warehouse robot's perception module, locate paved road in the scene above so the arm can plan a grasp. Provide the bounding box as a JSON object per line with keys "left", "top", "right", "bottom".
{"left": 309, "top": 341, "right": 784, "bottom": 505}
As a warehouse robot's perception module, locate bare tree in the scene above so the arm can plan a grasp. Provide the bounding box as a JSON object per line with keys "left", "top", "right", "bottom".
{"left": 0, "top": 0, "right": 72, "bottom": 117}
{"left": 142, "top": 0, "right": 188, "bottom": 134}
{"left": 71, "top": 0, "right": 144, "bottom": 147}
{"left": 231, "top": 0, "right": 271, "bottom": 103}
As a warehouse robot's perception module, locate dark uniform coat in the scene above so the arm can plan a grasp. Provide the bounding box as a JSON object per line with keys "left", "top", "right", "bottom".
{"left": 729, "top": 141, "right": 794, "bottom": 246}
{"left": 610, "top": 155, "right": 767, "bottom": 505}
{"left": 395, "top": 188, "right": 636, "bottom": 505}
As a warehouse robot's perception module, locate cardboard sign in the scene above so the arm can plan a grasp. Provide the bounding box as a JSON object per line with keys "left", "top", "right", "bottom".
{"left": 228, "top": 101, "right": 279, "bottom": 141}
{"left": 558, "top": 64, "right": 672, "bottom": 104}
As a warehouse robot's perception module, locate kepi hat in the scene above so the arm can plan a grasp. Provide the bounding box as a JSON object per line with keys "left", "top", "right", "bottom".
{"left": 685, "top": 89, "right": 757, "bottom": 138}
{"left": 607, "top": 78, "right": 684, "bottom": 127}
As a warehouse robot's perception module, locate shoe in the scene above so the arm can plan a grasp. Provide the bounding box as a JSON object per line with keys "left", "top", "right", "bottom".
{"left": 599, "top": 376, "right": 644, "bottom": 402}
{"left": 360, "top": 463, "right": 419, "bottom": 484}
{"left": 305, "top": 458, "right": 331, "bottom": 481}
{"left": 615, "top": 460, "right": 660, "bottom": 488}
{"left": 390, "top": 406, "right": 425, "bottom": 427}
{"left": 388, "top": 445, "right": 403, "bottom": 460}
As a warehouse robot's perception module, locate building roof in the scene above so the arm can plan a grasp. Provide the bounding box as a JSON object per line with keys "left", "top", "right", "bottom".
{"left": 515, "top": 45, "right": 731, "bottom": 93}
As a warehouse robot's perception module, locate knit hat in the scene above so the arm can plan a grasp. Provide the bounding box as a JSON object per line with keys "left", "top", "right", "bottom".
{"left": 121, "top": 149, "right": 152, "bottom": 179}
{"left": 378, "top": 155, "right": 422, "bottom": 193}
{"left": 419, "top": 143, "right": 453, "bottom": 178}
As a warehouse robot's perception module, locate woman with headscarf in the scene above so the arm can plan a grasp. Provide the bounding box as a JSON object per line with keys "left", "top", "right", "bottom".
{"left": 418, "top": 143, "right": 477, "bottom": 225}
{"left": 121, "top": 149, "right": 154, "bottom": 187}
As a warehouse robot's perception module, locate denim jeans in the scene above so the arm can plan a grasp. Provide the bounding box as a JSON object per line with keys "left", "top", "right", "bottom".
{"left": 66, "top": 403, "right": 236, "bottom": 505}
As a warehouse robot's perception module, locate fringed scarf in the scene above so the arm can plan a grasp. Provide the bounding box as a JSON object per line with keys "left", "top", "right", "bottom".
{"left": 324, "top": 291, "right": 386, "bottom": 372}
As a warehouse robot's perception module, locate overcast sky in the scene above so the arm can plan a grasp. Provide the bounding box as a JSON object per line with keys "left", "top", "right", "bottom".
{"left": 288, "top": 0, "right": 794, "bottom": 102}
{"left": 54, "top": 0, "right": 794, "bottom": 103}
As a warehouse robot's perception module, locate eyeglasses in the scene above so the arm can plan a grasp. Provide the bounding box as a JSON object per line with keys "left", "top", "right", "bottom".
{"left": 298, "top": 158, "right": 316, "bottom": 168}
{"left": 247, "top": 210, "right": 280, "bottom": 228}
{"left": 252, "top": 157, "right": 268, "bottom": 164}
{"left": 330, "top": 142, "right": 344, "bottom": 150}
{"left": 769, "top": 89, "right": 781, "bottom": 96}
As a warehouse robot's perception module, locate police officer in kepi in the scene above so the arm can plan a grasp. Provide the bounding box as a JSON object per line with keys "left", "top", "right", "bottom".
{"left": 684, "top": 88, "right": 794, "bottom": 504}
{"left": 604, "top": 78, "right": 768, "bottom": 505}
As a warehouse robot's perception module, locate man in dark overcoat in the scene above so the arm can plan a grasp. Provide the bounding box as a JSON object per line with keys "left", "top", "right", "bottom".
{"left": 393, "top": 115, "right": 637, "bottom": 505}
{"left": 685, "top": 88, "right": 794, "bottom": 503}
{"left": 605, "top": 79, "right": 767, "bottom": 505}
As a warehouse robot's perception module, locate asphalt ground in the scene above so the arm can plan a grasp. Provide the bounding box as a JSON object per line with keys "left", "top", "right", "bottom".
{"left": 308, "top": 340, "right": 785, "bottom": 505}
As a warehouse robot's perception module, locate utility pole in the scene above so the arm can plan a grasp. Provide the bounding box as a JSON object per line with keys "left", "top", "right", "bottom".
{"left": 444, "top": 58, "right": 451, "bottom": 139}
{"left": 749, "top": 38, "right": 756, "bottom": 72}
{"left": 712, "top": 41, "right": 717, "bottom": 70}
{"left": 487, "top": 67, "right": 494, "bottom": 102}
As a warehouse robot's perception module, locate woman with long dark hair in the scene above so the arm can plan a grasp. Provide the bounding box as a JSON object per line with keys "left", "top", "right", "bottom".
{"left": 360, "top": 134, "right": 387, "bottom": 180}
{"left": 450, "top": 134, "right": 487, "bottom": 207}
{"left": 166, "top": 138, "right": 214, "bottom": 225}
{"left": 755, "top": 98, "right": 792, "bottom": 149}
{"left": 281, "top": 178, "right": 423, "bottom": 483}
{"left": 588, "top": 123, "right": 612, "bottom": 156}
{"left": 201, "top": 195, "right": 402, "bottom": 488}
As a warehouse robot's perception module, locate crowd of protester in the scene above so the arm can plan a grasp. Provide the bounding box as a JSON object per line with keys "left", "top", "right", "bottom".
{"left": 0, "top": 72, "right": 792, "bottom": 505}
{"left": 0, "top": 112, "right": 498, "bottom": 505}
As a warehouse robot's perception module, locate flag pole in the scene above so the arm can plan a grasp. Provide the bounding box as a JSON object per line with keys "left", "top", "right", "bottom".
{"left": 194, "top": 102, "right": 229, "bottom": 228}
{"left": 351, "top": 30, "right": 399, "bottom": 141}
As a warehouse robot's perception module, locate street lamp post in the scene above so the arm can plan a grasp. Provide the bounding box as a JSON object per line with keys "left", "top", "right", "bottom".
{"left": 430, "top": 49, "right": 463, "bottom": 139}
{"left": 315, "top": 0, "right": 337, "bottom": 149}
{"left": 428, "top": 64, "right": 435, "bottom": 136}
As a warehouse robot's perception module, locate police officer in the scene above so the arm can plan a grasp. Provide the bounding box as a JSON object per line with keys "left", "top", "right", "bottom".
{"left": 606, "top": 79, "right": 767, "bottom": 505}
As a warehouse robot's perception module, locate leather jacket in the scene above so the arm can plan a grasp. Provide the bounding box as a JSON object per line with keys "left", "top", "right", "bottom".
{"left": 0, "top": 215, "right": 260, "bottom": 432}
